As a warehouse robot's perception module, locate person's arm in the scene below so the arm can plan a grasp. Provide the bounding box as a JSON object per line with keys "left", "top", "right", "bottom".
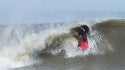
{"left": 77, "top": 35, "right": 82, "bottom": 47}
{"left": 87, "top": 31, "right": 95, "bottom": 38}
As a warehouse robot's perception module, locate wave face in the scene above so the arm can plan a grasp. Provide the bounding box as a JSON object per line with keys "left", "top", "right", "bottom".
{"left": 1, "top": 19, "right": 124, "bottom": 69}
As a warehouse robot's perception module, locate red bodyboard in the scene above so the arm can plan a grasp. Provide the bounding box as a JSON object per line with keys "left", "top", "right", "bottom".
{"left": 79, "top": 39, "right": 88, "bottom": 50}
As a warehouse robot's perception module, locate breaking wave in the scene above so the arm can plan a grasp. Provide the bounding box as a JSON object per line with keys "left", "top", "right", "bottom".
{"left": 1, "top": 19, "right": 124, "bottom": 69}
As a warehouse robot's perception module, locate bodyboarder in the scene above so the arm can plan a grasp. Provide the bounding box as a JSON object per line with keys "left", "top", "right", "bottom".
{"left": 71, "top": 25, "right": 90, "bottom": 51}
{"left": 77, "top": 25, "right": 89, "bottom": 50}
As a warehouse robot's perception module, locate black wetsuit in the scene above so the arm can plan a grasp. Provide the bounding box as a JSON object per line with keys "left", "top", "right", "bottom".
{"left": 78, "top": 28, "right": 87, "bottom": 42}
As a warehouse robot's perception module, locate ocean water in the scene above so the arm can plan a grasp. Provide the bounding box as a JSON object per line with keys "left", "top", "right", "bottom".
{"left": 0, "top": 12, "right": 125, "bottom": 70}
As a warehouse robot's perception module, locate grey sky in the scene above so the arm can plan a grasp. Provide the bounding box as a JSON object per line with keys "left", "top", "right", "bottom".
{"left": 0, "top": 0, "right": 125, "bottom": 24}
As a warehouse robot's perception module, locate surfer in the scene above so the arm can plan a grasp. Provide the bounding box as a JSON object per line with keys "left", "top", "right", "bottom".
{"left": 70, "top": 25, "right": 89, "bottom": 50}
{"left": 77, "top": 25, "right": 89, "bottom": 50}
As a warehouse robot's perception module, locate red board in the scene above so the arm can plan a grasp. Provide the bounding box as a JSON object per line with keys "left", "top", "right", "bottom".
{"left": 78, "top": 39, "right": 89, "bottom": 50}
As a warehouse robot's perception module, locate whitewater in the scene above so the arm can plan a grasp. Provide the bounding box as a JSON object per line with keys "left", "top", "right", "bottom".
{"left": 0, "top": 19, "right": 120, "bottom": 70}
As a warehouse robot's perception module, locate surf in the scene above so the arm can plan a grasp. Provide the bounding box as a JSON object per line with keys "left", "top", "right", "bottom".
{"left": 0, "top": 19, "right": 123, "bottom": 69}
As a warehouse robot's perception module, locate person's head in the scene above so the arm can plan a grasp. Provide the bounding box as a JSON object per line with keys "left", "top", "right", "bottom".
{"left": 81, "top": 25, "right": 89, "bottom": 33}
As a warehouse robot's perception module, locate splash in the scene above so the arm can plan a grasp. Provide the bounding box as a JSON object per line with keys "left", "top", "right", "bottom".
{"left": 0, "top": 19, "right": 120, "bottom": 69}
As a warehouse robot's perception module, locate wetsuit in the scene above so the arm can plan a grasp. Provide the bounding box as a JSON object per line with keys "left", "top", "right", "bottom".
{"left": 78, "top": 28, "right": 88, "bottom": 42}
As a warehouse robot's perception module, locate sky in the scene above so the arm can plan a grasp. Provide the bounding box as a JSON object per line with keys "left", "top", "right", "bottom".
{"left": 0, "top": 0, "right": 125, "bottom": 24}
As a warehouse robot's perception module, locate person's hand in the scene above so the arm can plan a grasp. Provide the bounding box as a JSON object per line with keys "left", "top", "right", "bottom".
{"left": 91, "top": 34, "right": 95, "bottom": 37}
{"left": 79, "top": 35, "right": 82, "bottom": 38}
